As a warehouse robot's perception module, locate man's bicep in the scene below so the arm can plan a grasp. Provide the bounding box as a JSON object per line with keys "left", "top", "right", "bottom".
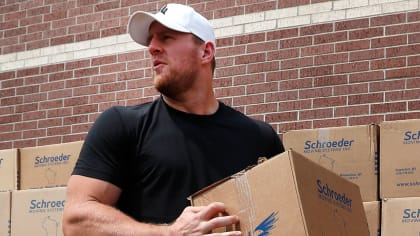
{"left": 66, "top": 175, "right": 122, "bottom": 206}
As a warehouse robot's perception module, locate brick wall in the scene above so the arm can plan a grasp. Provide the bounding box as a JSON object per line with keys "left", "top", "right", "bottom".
{"left": 1, "top": 0, "right": 420, "bottom": 149}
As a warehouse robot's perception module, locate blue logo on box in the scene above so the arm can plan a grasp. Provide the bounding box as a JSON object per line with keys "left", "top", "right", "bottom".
{"left": 247, "top": 211, "right": 278, "bottom": 236}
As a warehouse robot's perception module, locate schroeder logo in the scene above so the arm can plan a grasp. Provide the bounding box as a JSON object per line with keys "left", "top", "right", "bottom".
{"left": 247, "top": 211, "right": 278, "bottom": 236}
{"left": 404, "top": 131, "right": 420, "bottom": 144}
{"left": 34, "top": 153, "right": 71, "bottom": 167}
{"left": 317, "top": 179, "right": 352, "bottom": 211}
{"left": 304, "top": 138, "right": 354, "bottom": 153}
{"left": 402, "top": 208, "right": 420, "bottom": 223}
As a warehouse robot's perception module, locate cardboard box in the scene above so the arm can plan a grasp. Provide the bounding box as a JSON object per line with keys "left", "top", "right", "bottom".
{"left": 380, "top": 119, "right": 420, "bottom": 198}
{"left": 190, "top": 150, "right": 370, "bottom": 236}
{"left": 0, "top": 149, "right": 19, "bottom": 191}
{"left": 381, "top": 197, "right": 420, "bottom": 236}
{"left": 19, "top": 141, "right": 83, "bottom": 190}
{"left": 363, "top": 201, "right": 380, "bottom": 236}
{"left": 283, "top": 125, "right": 379, "bottom": 202}
{"left": 11, "top": 187, "right": 66, "bottom": 236}
{"left": 0, "top": 191, "right": 11, "bottom": 236}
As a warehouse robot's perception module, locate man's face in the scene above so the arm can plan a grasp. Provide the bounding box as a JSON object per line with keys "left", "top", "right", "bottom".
{"left": 147, "top": 22, "right": 203, "bottom": 98}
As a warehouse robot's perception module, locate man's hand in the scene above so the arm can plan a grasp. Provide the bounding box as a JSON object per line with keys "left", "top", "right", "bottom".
{"left": 168, "top": 202, "right": 242, "bottom": 236}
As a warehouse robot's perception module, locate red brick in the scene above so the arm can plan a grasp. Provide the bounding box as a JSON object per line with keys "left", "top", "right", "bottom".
{"left": 0, "top": 71, "right": 16, "bottom": 80}
{"left": 386, "top": 22, "right": 420, "bottom": 35}
{"left": 235, "top": 33, "right": 265, "bottom": 45}
{"left": 26, "top": 6, "right": 50, "bottom": 17}
{"left": 28, "top": 22, "right": 51, "bottom": 33}
{"left": 16, "top": 85, "right": 39, "bottom": 95}
{"left": 47, "top": 126, "right": 71, "bottom": 136}
{"left": 64, "top": 96, "right": 89, "bottom": 107}
{"left": 409, "top": 32, "right": 420, "bottom": 43}
{"left": 91, "top": 93, "right": 116, "bottom": 103}
{"left": 267, "top": 28, "right": 299, "bottom": 40}
{"left": 247, "top": 61, "right": 279, "bottom": 73}
{"left": 245, "top": 1, "right": 276, "bottom": 13}
{"left": 408, "top": 11, "right": 420, "bottom": 22}
{"left": 214, "top": 86, "right": 245, "bottom": 97}
{"left": 26, "top": 39, "right": 50, "bottom": 51}
{"left": 216, "top": 65, "right": 246, "bottom": 78}
{"left": 300, "top": 65, "right": 333, "bottom": 77}
{"left": 24, "top": 93, "right": 47, "bottom": 103}
{"left": 386, "top": 112, "right": 420, "bottom": 121}
{"left": 100, "top": 82, "right": 126, "bottom": 93}
{"left": 371, "top": 57, "right": 406, "bottom": 70}
{"left": 280, "top": 78, "right": 313, "bottom": 90}
{"left": 281, "top": 57, "right": 313, "bottom": 69}
{"left": 233, "top": 94, "right": 265, "bottom": 106}
{"left": 246, "top": 82, "right": 279, "bottom": 95}
{"left": 233, "top": 74, "right": 264, "bottom": 86}
{"left": 386, "top": 44, "right": 420, "bottom": 57}
{"left": 48, "top": 89, "right": 72, "bottom": 100}
{"left": 38, "top": 137, "right": 62, "bottom": 147}
{"left": 371, "top": 13, "right": 406, "bottom": 26}
{"left": 280, "top": 36, "right": 312, "bottom": 48}
{"left": 267, "top": 48, "right": 299, "bottom": 60}
{"left": 409, "top": 100, "right": 420, "bottom": 110}
{"left": 301, "top": 44, "right": 334, "bottom": 56}
{"left": 267, "top": 69, "right": 298, "bottom": 82}
{"left": 299, "top": 87, "right": 332, "bottom": 99}
{"left": 247, "top": 41, "right": 278, "bottom": 53}
{"left": 38, "top": 118, "right": 63, "bottom": 128}
{"left": 41, "top": 64, "right": 65, "bottom": 74}
{"left": 339, "top": 79, "right": 366, "bottom": 95}
{"left": 349, "top": 71, "right": 384, "bottom": 83}
{"left": 407, "top": 77, "right": 420, "bottom": 89}
{"left": 349, "top": 27, "right": 383, "bottom": 40}
{"left": 17, "top": 68, "right": 40, "bottom": 77}
{"left": 300, "top": 108, "right": 333, "bottom": 120}
{"left": 314, "top": 32, "right": 348, "bottom": 44}
{"left": 22, "top": 128, "right": 47, "bottom": 139}
{"left": 22, "top": 110, "right": 46, "bottom": 121}
{"left": 386, "top": 66, "right": 420, "bottom": 79}
{"left": 47, "top": 107, "right": 72, "bottom": 118}
{"left": 300, "top": 23, "right": 333, "bottom": 36}
{"left": 335, "top": 61, "right": 369, "bottom": 74}
{"left": 41, "top": 80, "right": 65, "bottom": 92}
{"left": 40, "top": 100, "right": 63, "bottom": 110}
{"left": 335, "top": 19, "right": 369, "bottom": 31}
{"left": 73, "top": 85, "right": 99, "bottom": 96}
{"left": 50, "top": 35, "right": 74, "bottom": 46}
{"left": 0, "top": 88, "right": 15, "bottom": 98}
{"left": 408, "top": 55, "right": 420, "bottom": 66}
{"left": 334, "top": 105, "right": 369, "bottom": 117}
{"left": 349, "top": 49, "right": 384, "bottom": 62}
{"left": 279, "top": 0, "right": 309, "bottom": 8}
{"left": 48, "top": 71, "right": 73, "bottom": 82}
{"left": 314, "top": 75, "right": 348, "bottom": 87}
{"left": 348, "top": 93, "right": 383, "bottom": 105}
{"left": 24, "top": 75, "right": 48, "bottom": 85}
{"left": 116, "top": 90, "right": 142, "bottom": 100}
{"left": 336, "top": 40, "right": 370, "bottom": 52}
{"left": 64, "top": 115, "right": 89, "bottom": 125}
{"left": 372, "top": 35, "right": 406, "bottom": 48}
{"left": 370, "top": 79, "right": 405, "bottom": 92}
{"left": 278, "top": 121, "right": 312, "bottom": 132}
{"left": 1, "top": 96, "right": 23, "bottom": 106}
{"left": 267, "top": 90, "right": 298, "bottom": 103}
{"left": 314, "top": 53, "right": 348, "bottom": 65}
{"left": 246, "top": 103, "right": 277, "bottom": 115}
{"left": 313, "top": 118, "right": 347, "bottom": 129}
{"left": 100, "top": 63, "right": 126, "bottom": 74}
{"left": 349, "top": 115, "right": 384, "bottom": 126}
{"left": 235, "top": 53, "right": 266, "bottom": 65}
{"left": 74, "top": 67, "right": 99, "bottom": 78}
{"left": 266, "top": 111, "right": 298, "bottom": 123}
{"left": 371, "top": 102, "right": 407, "bottom": 114}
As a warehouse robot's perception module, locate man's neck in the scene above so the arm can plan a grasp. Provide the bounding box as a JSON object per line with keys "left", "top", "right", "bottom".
{"left": 162, "top": 94, "right": 219, "bottom": 115}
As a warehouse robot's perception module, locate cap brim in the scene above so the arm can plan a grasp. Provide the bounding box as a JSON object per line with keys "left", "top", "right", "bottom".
{"left": 128, "top": 11, "right": 191, "bottom": 46}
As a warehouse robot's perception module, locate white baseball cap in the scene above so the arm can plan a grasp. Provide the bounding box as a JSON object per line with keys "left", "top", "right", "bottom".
{"left": 128, "top": 3, "right": 216, "bottom": 47}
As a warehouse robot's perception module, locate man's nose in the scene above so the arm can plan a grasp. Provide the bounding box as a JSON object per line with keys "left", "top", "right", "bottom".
{"left": 148, "top": 38, "right": 162, "bottom": 55}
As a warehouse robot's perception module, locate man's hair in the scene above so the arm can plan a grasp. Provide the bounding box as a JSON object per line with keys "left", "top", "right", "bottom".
{"left": 192, "top": 35, "right": 216, "bottom": 74}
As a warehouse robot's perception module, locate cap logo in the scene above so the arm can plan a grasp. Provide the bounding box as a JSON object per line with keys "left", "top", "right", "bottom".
{"left": 160, "top": 5, "right": 168, "bottom": 14}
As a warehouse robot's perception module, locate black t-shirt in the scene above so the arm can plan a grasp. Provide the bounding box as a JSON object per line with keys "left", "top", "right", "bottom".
{"left": 72, "top": 97, "right": 285, "bottom": 223}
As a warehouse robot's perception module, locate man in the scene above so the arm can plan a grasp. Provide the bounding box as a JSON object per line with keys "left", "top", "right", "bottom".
{"left": 63, "top": 3, "right": 284, "bottom": 236}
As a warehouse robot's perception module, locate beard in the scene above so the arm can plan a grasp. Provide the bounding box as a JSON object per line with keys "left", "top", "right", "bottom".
{"left": 153, "top": 62, "right": 198, "bottom": 99}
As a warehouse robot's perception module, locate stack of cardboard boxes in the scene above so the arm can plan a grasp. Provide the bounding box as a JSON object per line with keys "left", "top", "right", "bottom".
{"left": 0, "top": 141, "right": 83, "bottom": 236}
{"left": 1, "top": 118, "right": 419, "bottom": 235}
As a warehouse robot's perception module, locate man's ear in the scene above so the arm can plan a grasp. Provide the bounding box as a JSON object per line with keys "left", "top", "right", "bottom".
{"left": 201, "top": 41, "right": 215, "bottom": 65}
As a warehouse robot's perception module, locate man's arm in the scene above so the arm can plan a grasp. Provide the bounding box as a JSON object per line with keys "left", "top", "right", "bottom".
{"left": 62, "top": 175, "right": 242, "bottom": 236}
